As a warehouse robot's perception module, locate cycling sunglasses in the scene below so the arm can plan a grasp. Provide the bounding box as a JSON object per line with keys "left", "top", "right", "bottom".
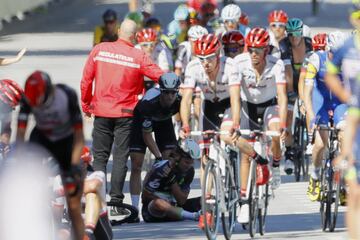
{"left": 270, "top": 22, "right": 286, "bottom": 28}
{"left": 224, "top": 46, "right": 243, "bottom": 53}
{"left": 288, "top": 31, "right": 302, "bottom": 37}
{"left": 197, "top": 54, "right": 217, "bottom": 62}
{"left": 160, "top": 89, "right": 178, "bottom": 95}
{"left": 248, "top": 47, "right": 266, "bottom": 55}
{"left": 224, "top": 19, "right": 238, "bottom": 25}
{"left": 140, "top": 42, "right": 155, "bottom": 48}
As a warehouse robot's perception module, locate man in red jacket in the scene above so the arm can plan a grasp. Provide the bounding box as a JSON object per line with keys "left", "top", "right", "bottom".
{"left": 81, "top": 19, "right": 163, "bottom": 209}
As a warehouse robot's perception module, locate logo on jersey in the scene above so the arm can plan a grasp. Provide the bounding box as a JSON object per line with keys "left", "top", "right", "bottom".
{"left": 142, "top": 119, "right": 152, "bottom": 129}
{"left": 148, "top": 179, "right": 161, "bottom": 189}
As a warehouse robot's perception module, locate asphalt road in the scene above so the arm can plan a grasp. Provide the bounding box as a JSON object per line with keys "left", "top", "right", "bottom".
{"left": 0, "top": 0, "right": 352, "bottom": 239}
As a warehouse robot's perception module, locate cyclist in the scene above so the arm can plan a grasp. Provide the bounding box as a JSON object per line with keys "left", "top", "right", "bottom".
{"left": 52, "top": 146, "right": 113, "bottom": 240}
{"left": 279, "top": 18, "right": 313, "bottom": 175}
{"left": 268, "top": 10, "right": 288, "bottom": 59}
{"left": 93, "top": 9, "right": 119, "bottom": 46}
{"left": 231, "top": 28, "right": 288, "bottom": 223}
{"left": 0, "top": 79, "right": 23, "bottom": 156}
{"left": 220, "top": 4, "right": 250, "bottom": 37}
{"left": 325, "top": 3, "right": 360, "bottom": 237}
{"left": 175, "top": 25, "right": 208, "bottom": 77}
{"left": 129, "top": 73, "right": 181, "bottom": 213}
{"left": 297, "top": 33, "right": 328, "bottom": 156}
{"left": 16, "top": 70, "right": 85, "bottom": 240}
{"left": 303, "top": 31, "right": 348, "bottom": 202}
{"left": 125, "top": 11, "right": 144, "bottom": 30}
{"left": 199, "top": 2, "right": 218, "bottom": 29}
{"left": 141, "top": 139, "right": 202, "bottom": 223}
{"left": 167, "top": 4, "right": 191, "bottom": 44}
{"left": 144, "top": 17, "right": 176, "bottom": 53}
{"left": 136, "top": 28, "right": 173, "bottom": 73}
{"left": 180, "top": 34, "right": 236, "bottom": 185}
{"left": 0, "top": 48, "right": 26, "bottom": 66}
{"left": 221, "top": 30, "right": 245, "bottom": 58}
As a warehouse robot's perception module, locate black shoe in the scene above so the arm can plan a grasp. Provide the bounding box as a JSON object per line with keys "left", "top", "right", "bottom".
{"left": 127, "top": 216, "right": 140, "bottom": 223}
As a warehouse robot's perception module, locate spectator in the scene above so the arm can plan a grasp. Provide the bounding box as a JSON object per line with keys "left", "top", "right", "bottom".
{"left": 80, "top": 19, "right": 163, "bottom": 210}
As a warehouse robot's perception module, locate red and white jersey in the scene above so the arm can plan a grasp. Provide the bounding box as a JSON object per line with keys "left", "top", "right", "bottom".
{"left": 175, "top": 41, "right": 192, "bottom": 73}
{"left": 182, "top": 56, "right": 238, "bottom": 102}
{"left": 231, "top": 52, "right": 286, "bottom": 104}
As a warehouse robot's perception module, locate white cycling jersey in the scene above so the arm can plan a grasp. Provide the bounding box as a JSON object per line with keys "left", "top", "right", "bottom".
{"left": 182, "top": 56, "right": 238, "bottom": 102}
{"left": 231, "top": 52, "right": 286, "bottom": 104}
{"left": 135, "top": 42, "right": 173, "bottom": 72}
{"left": 175, "top": 41, "right": 192, "bottom": 73}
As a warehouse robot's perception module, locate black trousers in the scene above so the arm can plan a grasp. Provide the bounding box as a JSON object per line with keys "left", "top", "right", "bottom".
{"left": 92, "top": 116, "right": 132, "bottom": 202}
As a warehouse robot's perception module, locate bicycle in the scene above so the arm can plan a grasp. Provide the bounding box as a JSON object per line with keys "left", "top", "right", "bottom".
{"left": 316, "top": 113, "right": 345, "bottom": 232}
{"left": 191, "top": 130, "right": 240, "bottom": 240}
{"left": 107, "top": 201, "right": 139, "bottom": 225}
{"left": 293, "top": 99, "right": 310, "bottom": 182}
{"left": 238, "top": 129, "right": 280, "bottom": 238}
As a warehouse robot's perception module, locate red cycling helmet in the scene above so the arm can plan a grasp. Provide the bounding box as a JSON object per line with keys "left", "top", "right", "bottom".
{"left": 194, "top": 34, "right": 221, "bottom": 56}
{"left": 268, "top": 10, "right": 288, "bottom": 24}
{"left": 0, "top": 79, "right": 23, "bottom": 108}
{"left": 256, "top": 164, "right": 270, "bottom": 186}
{"left": 24, "top": 70, "right": 52, "bottom": 108}
{"left": 246, "top": 28, "right": 270, "bottom": 48}
{"left": 239, "top": 12, "right": 249, "bottom": 26}
{"left": 221, "top": 30, "right": 245, "bottom": 46}
{"left": 200, "top": 2, "right": 217, "bottom": 17}
{"left": 312, "top": 33, "right": 327, "bottom": 51}
{"left": 136, "top": 28, "right": 157, "bottom": 43}
{"left": 81, "top": 146, "right": 92, "bottom": 164}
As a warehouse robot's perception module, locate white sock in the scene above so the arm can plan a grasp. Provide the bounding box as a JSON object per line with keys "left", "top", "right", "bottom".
{"left": 311, "top": 168, "right": 321, "bottom": 180}
{"left": 181, "top": 210, "right": 197, "bottom": 220}
{"left": 131, "top": 195, "right": 140, "bottom": 209}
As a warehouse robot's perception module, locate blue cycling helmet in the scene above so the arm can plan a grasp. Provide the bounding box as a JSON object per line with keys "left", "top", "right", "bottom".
{"left": 174, "top": 4, "right": 190, "bottom": 21}
{"left": 286, "top": 18, "right": 303, "bottom": 33}
{"left": 159, "top": 73, "right": 180, "bottom": 91}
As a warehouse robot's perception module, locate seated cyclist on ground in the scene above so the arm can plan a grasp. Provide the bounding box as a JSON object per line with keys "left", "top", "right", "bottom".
{"left": 52, "top": 146, "right": 113, "bottom": 240}
{"left": 141, "top": 139, "right": 202, "bottom": 223}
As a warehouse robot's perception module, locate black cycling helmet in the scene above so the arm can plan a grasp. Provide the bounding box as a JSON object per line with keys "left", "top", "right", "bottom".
{"left": 159, "top": 73, "right": 180, "bottom": 91}
{"left": 103, "top": 9, "right": 117, "bottom": 22}
{"left": 144, "top": 17, "right": 161, "bottom": 28}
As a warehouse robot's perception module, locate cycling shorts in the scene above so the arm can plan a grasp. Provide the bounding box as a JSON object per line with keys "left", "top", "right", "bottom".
{"left": 240, "top": 98, "right": 279, "bottom": 140}
{"left": 200, "top": 98, "right": 232, "bottom": 131}
{"left": 129, "top": 118, "right": 177, "bottom": 154}
{"left": 312, "top": 88, "right": 348, "bottom": 128}
{"left": 142, "top": 197, "right": 201, "bottom": 223}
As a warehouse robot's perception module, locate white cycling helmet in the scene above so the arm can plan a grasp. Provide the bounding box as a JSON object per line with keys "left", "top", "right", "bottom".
{"left": 221, "top": 4, "right": 241, "bottom": 21}
{"left": 327, "top": 31, "right": 347, "bottom": 52}
{"left": 181, "top": 138, "right": 201, "bottom": 160}
{"left": 187, "top": 25, "right": 209, "bottom": 41}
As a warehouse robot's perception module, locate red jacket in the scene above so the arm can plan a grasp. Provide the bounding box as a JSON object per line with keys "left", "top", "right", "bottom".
{"left": 81, "top": 39, "right": 164, "bottom": 118}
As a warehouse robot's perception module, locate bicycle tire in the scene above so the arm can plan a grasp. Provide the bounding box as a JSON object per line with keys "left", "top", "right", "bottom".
{"left": 259, "top": 183, "right": 269, "bottom": 236}
{"left": 320, "top": 167, "right": 328, "bottom": 231}
{"left": 221, "top": 165, "right": 236, "bottom": 240}
{"left": 329, "top": 171, "right": 340, "bottom": 232}
{"left": 249, "top": 179, "right": 258, "bottom": 238}
{"left": 300, "top": 118, "right": 309, "bottom": 180}
{"left": 202, "top": 160, "right": 220, "bottom": 240}
{"left": 107, "top": 201, "right": 139, "bottom": 225}
{"left": 293, "top": 118, "right": 302, "bottom": 182}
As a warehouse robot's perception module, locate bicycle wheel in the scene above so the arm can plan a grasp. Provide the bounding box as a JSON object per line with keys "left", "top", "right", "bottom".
{"left": 299, "top": 118, "right": 308, "bottom": 180}
{"left": 221, "top": 165, "right": 237, "bottom": 240}
{"left": 319, "top": 168, "right": 328, "bottom": 231}
{"left": 293, "top": 118, "right": 301, "bottom": 182}
{"left": 329, "top": 170, "right": 340, "bottom": 232}
{"left": 202, "top": 160, "right": 220, "bottom": 240}
{"left": 107, "top": 201, "right": 139, "bottom": 225}
{"left": 259, "top": 183, "right": 269, "bottom": 236}
{"left": 249, "top": 179, "right": 258, "bottom": 238}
